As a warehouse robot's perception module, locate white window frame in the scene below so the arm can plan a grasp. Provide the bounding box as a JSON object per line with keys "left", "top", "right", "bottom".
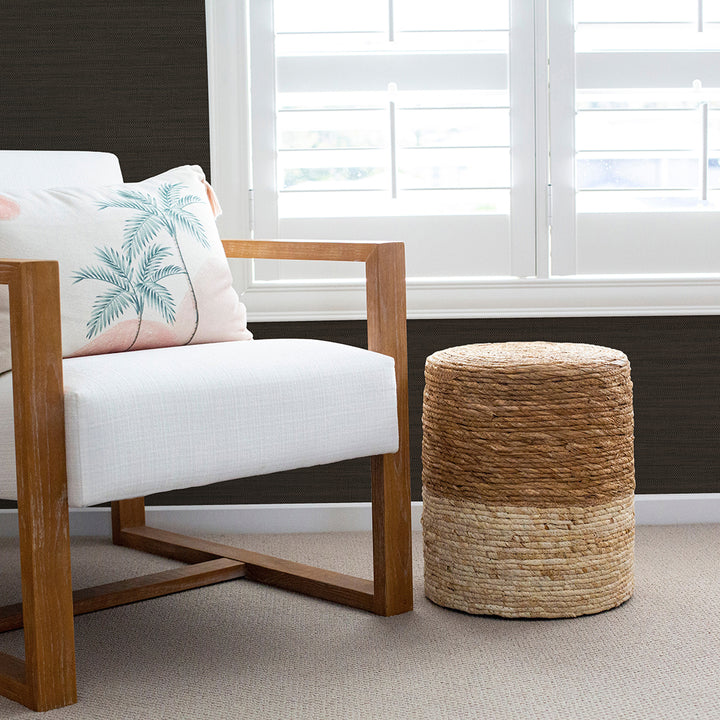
{"left": 206, "top": 0, "right": 720, "bottom": 321}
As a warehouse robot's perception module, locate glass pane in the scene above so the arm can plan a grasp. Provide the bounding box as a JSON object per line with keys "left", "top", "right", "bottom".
{"left": 576, "top": 25, "right": 720, "bottom": 51}
{"left": 575, "top": 30, "right": 720, "bottom": 212}
{"left": 276, "top": 0, "right": 509, "bottom": 54}
{"left": 576, "top": 110, "right": 697, "bottom": 151}
{"left": 707, "top": 156, "right": 720, "bottom": 188}
{"left": 575, "top": 0, "right": 693, "bottom": 23}
{"left": 277, "top": 34, "right": 387, "bottom": 54}
{"left": 705, "top": 0, "right": 720, "bottom": 21}
{"left": 394, "top": 0, "right": 508, "bottom": 31}
{"left": 274, "top": 0, "right": 387, "bottom": 34}
{"left": 394, "top": 32, "right": 507, "bottom": 52}
{"left": 576, "top": 153, "right": 699, "bottom": 191}
{"left": 397, "top": 148, "right": 510, "bottom": 189}
{"left": 576, "top": 92, "right": 711, "bottom": 210}
{"left": 278, "top": 110, "right": 386, "bottom": 150}
{"left": 575, "top": 0, "right": 720, "bottom": 51}
{"left": 279, "top": 149, "right": 388, "bottom": 191}
{"left": 280, "top": 91, "right": 385, "bottom": 112}
{"left": 707, "top": 107, "right": 720, "bottom": 150}
{"left": 396, "top": 108, "right": 509, "bottom": 148}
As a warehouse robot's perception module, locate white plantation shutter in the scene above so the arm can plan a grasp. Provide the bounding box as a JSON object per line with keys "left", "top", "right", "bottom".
{"left": 205, "top": 0, "right": 720, "bottom": 319}
{"left": 249, "top": 0, "right": 536, "bottom": 283}
{"left": 551, "top": 0, "right": 720, "bottom": 274}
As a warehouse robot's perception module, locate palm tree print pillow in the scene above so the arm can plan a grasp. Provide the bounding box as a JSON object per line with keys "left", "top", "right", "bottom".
{"left": 0, "top": 165, "right": 252, "bottom": 373}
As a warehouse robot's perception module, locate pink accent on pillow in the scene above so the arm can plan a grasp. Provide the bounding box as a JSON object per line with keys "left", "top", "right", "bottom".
{"left": 202, "top": 180, "right": 222, "bottom": 219}
{"left": 175, "top": 257, "right": 250, "bottom": 344}
{"left": 0, "top": 196, "right": 20, "bottom": 220}
{"left": 70, "top": 319, "right": 180, "bottom": 357}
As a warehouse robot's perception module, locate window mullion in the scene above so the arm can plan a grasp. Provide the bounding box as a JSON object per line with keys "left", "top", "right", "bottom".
{"left": 533, "top": 0, "right": 550, "bottom": 278}
{"left": 509, "top": 0, "right": 539, "bottom": 278}
{"left": 249, "top": 0, "right": 279, "bottom": 241}
{"left": 548, "top": 0, "right": 577, "bottom": 276}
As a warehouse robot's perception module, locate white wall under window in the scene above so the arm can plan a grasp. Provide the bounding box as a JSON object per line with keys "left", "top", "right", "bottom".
{"left": 206, "top": 0, "right": 720, "bottom": 320}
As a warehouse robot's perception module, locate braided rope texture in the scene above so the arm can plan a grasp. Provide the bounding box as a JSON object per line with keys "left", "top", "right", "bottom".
{"left": 422, "top": 342, "right": 635, "bottom": 618}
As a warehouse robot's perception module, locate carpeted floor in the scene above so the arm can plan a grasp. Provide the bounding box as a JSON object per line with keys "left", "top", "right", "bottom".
{"left": 0, "top": 525, "right": 718, "bottom": 719}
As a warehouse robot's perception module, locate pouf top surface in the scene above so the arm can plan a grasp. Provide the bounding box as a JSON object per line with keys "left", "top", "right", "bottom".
{"left": 426, "top": 341, "right": 628, "bottom": 372}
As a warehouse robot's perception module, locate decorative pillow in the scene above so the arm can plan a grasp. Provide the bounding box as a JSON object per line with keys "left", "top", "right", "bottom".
{"left": 0, "top": 165, "right": 252, "bottom": 374}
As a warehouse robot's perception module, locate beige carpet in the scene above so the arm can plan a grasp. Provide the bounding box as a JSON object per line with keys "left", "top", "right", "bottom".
{"left": 0, "top": 525, "right": 718, "bottom": 719}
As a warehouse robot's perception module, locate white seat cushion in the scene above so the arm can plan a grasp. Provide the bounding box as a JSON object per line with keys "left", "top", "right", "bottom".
{"left": 0, "top": 339, "right": 398, "bottom": 507}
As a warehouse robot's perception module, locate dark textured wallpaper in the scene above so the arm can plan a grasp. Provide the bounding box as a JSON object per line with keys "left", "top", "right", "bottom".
{"left": 0, "top": 0, "right": 210, "bottom": 181}
{"left": 1, "top": 2, "right": 717, "bottom": 506}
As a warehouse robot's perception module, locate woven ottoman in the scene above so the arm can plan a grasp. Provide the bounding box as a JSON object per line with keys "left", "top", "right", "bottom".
{"left": 421, "top": 342, "right": 635, "bottom": 618}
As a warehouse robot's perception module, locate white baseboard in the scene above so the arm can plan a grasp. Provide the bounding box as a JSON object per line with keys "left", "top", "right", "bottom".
{"left": 632, "top": 493, "right": 720, "bottom": 525}
{"left": 0, "top": 494, "right": 718, "bottom": 538}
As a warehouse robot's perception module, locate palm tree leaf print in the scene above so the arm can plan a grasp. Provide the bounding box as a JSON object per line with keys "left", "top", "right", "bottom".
{"left": 122, "top": 211, "right": 165, "bottom": 261}
{"left": 93, "top": 246, "right": 133, "bottom": 284}
{"left": 136, "top": 244, "right": 174, "bottom": 278}
{"left": 72, "top": 263, "right": 129, "bottom": 290}
{"left": 165, "top": 207, "right": 209, "bottom": 248}
{"left": 137, "top": 280, "right": 176, "bottom": 324}
{"left": 177, "top": 194, "right": 204, "bottom": 209}
{"left": 86, "top": 286, "right": 136, "bottom": 339}
{"left": 73, "top": 247, "right": 133, "bottom": 291}
{"left": 96, "top": 193, "right": 155, "bottom": 214}
{"left": 151, "top": 264, "right": 184, "bottom": 281}
{"left": 158, "top": 183, "right": 182, "bottom": 209}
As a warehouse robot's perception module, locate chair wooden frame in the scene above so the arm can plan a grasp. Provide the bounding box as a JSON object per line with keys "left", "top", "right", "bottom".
{"left": 0, "top": 240, "right": 411, "bottom": 711}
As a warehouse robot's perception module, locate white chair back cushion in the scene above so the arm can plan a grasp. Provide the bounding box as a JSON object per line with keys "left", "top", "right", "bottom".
{"left": 0, "top": 150, "right": 123, "bottom": 189}
{"left": 0, "top": 339, "right": 398, "bottom": 507}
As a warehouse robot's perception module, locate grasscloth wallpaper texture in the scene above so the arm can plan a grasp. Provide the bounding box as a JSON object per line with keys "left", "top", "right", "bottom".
{"left": 1, "top": 2, "right": 718, "bottom": 505}
{"left": 0, "top": 1, "right": 210, "bottom": 181}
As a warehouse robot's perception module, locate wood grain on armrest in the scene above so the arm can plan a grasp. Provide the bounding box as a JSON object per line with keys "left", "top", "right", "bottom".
{"left": 222, "top": 238, "right": 394, "bottom": 263}
{"left": 0, "top": 259, "right": 58, "bottom": 284}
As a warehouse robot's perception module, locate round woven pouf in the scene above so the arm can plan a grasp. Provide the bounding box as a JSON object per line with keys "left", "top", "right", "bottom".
{"left": 422, "top": 341, "right": 635, "bottom": 618}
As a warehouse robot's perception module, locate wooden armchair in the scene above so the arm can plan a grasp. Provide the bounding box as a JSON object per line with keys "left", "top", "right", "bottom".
{"left": 0, "top": 151, "right": 411, "bottom": 711}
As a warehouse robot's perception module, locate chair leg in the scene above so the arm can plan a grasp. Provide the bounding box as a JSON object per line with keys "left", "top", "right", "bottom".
{"left": 16, "top": 480, "right": 77, "bottom": 711}
{"left": 371, "top": 452, "right": 413, "bottom": 616}
{"left": 6, "top": 260, "right": 77, "bottom": 710}
{"left": 112, "top": 497, "right": 146, "bottom": 545}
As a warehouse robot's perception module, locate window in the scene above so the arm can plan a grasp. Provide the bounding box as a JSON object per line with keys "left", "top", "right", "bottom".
{"left": 552, "top": 0, "right": 720, "bottom": 275}
{"left": 249, "top": 0, "right": 533, "bottom": 285}
{"left": 206, "top": 0, "right": 720, "bottom": 319}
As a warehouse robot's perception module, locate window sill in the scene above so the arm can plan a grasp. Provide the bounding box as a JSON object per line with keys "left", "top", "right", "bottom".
{"left": 232, "top": 269, "right": 720, "bottom": 321}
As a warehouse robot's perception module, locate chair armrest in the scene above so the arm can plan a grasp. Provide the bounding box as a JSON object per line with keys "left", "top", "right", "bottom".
{"left": 222, "top": 238, "right": 409, "bottom": 471}
{"left": 221, "top": 238, "right": 407, "bottom": 355}
{"left": 222, "top": 238, "right": 391, "bottom": 263}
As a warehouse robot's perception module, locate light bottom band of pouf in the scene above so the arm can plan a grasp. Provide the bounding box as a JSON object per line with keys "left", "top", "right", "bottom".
{"left": 421, "top": 341, "right": 635, "bottom": 619}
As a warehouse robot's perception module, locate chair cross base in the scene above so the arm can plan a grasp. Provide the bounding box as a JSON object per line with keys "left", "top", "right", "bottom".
{"left": 0, "top": 487, "right": 412, "bottom": 711}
